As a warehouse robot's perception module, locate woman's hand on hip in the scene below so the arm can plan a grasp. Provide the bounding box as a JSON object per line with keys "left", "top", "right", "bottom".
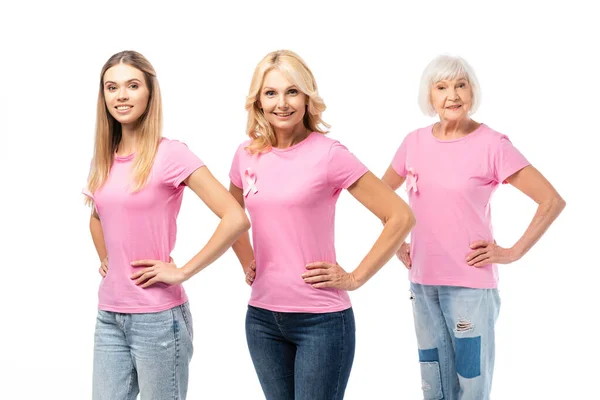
{"left": 467, "top": 241, "right": 516, "bottom": 267}
{"left": 130, "top": 257, "right": 183, "bottom": 288}
{"left": 302, "top": 262, "right": 359, "bottom": 291}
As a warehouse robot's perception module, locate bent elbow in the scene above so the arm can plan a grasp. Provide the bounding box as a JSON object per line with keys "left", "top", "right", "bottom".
{"left": 236, "top": 208, "right": 251, "bottom": 233}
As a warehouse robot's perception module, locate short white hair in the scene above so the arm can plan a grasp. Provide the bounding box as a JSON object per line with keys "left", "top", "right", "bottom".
{"left": 418, "top": 55, "right": 481, "bottom": 117}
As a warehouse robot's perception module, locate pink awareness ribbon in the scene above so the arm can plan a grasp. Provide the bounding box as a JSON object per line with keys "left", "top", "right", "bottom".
{"left": 243, "top": 168, "right": 258, "bottom": 197}
{"left": 406, "top": 167, "right": 418, "bottom": 194}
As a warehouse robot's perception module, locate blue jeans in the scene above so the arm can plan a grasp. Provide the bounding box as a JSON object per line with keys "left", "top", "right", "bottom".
{"left": 246, "top": 305, "right": 356, "bottom": 400}
{"left": 410, "top": 283, "right": 500, "bottom": 400}
{"left": 92, "top": 302, "right": 194, "bottom": 400}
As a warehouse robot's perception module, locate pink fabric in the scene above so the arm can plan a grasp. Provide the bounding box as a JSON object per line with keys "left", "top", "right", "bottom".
{"left": 391, "top": 124, "right": 530, "bottom": 288}
{"left": 83, "top": 138, "right": 205, "bottom": 313}
{"left": 230, "top": 132, "right": 369, "bottom": 312}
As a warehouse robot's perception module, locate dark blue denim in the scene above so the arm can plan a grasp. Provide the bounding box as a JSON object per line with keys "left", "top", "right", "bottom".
{"left": 245, "top": 305, "right": 356, "bottom": 400}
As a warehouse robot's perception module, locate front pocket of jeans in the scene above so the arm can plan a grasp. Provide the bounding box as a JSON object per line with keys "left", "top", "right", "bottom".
{"left": 180, "top": 302, "right": 194, "bottom": 340}
{"left": 420, "top": 361, "right": 443, "bottom": 400}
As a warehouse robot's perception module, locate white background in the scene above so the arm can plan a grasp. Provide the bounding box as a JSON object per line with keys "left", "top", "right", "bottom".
{"left": 0, "top": 1, "right": 597, "bottom": 398}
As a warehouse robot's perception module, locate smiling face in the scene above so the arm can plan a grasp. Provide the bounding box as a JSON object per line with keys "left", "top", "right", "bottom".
{"left": 103, "top": 63, "right": 150, "bottom": 127}
{"left": 430, "top": 77, "right": 472, "bottom": 122}
{"left": 258, "top": 68, "right": 308, "bottom": 135}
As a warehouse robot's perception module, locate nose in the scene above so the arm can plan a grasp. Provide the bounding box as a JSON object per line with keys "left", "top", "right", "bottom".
{"left": 117, "top": 87, "right": 129, "bottom": 101}
{"left": 277, "top": 94, "right": 288, "bottom": 109}
{"left": 448, "top": 87, "right": 459, "bottom": 101}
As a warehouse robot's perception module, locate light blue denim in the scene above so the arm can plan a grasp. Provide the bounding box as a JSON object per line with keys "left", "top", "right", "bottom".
{"left": 410, "top": 283, "right": 500, "bottom": 400}
{"left": 92, "top": 302, "right": 194, "bottom": 400}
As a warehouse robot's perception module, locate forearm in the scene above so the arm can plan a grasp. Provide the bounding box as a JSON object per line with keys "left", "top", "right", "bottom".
{"left": 510, "top": 195, "right": 566, "bottom": 260}
{"left": 352, "top": 210, "right": 415, "bottom": 287}
{"left": 90, "top": 216, "right": 107, "bottom": 261}
{"left": 181, "top": 208, "right": 250, "bottom": 280}
{"left": 232, "top": 231, "right": 255, "bottom": 271}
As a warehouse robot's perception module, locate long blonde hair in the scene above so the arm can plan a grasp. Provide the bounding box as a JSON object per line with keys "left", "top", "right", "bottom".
{"left": 245, "top": 50, "right": 330, "bottom": 154}
{"left": 86, "top": 50, "right": 163, "bottom": 203}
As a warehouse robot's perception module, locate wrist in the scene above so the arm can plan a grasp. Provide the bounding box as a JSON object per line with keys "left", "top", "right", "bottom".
{"left": 180, "top": 265, "right": 194, "bottom": 282}
{"left": 349, "top": 271, "right": 363, "bottom": 290}
{"left": 509, "top": 245, "right": 524, "bottom": 262}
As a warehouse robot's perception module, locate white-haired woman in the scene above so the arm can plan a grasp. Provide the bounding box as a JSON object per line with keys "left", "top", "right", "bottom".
{"left": 229, "top": 50, "right": 415, "bottom": 399}
{"left": 382, "top": 55, "right": 565, "bottom": 400}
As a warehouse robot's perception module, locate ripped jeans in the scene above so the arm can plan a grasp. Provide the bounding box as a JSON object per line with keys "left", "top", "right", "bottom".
{"left": 410, "top": 283, "right": 500, "bottom": 400}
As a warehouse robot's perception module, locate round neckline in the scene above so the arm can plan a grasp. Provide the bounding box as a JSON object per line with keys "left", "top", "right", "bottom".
{"left": 429, "top": 122, "right": 485, "bottom": 143}
{"left": 114, "top": 152, "right": 135, "bottom": 162}
{"left": 271, "top": 132, "right": 316, "bottom": 153}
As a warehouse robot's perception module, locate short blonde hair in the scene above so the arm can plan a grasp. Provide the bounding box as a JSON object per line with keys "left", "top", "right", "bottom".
{"left": 418, "top": 55, "right": 481, "bottom": 117}
{"left": 245, "top": 50, "right": 330, "bottom": 154}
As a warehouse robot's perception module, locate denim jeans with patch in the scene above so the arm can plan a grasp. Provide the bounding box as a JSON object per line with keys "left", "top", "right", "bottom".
{"left": 92, "top": 302, "right": 194, "bottom": 400}
{"left": 410, "top": 283, "right": 500, "bottom": 400}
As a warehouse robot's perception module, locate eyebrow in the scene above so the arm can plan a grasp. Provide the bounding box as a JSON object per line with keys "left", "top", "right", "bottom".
{"left": 262, "top": 85, "right": 298, "bottom": 91}
{"left": 104, "top": 78, "right": 143, "bottom": 85}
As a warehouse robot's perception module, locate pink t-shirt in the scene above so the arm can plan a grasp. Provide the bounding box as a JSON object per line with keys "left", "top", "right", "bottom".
{"left": 230, "top": 132, "right": 369, "bottom": 313}
{"left": 83, "top": 138, "right": 205, "bottom": 313}
{"left": 391, "top": 124, "right": 530, "bottom": 289}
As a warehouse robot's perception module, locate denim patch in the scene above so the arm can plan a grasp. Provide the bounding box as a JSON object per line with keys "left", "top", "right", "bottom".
{"left": 419, "top": 348, "right": 439, "bottom": 362}
{"left": 455, "top": 336, "right": 481, "bottom": 378}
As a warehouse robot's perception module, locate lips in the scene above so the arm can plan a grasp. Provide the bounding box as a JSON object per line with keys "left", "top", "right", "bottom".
{"left": 273, "top": 111, "right": 294, "bottom": 117}
{"left": 115, "top": 105, "right": 133, "bottom": 114}
{"left": 446, "top": 105, "right": 462, "bottom": 109}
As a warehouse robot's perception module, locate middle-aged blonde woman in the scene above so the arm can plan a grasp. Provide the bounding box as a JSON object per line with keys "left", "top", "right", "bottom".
{"left": 229, "top": 50, "right": 415, "bottom": 399}
{"left": 382, "top": 54, "right": 566, "bottom": 400}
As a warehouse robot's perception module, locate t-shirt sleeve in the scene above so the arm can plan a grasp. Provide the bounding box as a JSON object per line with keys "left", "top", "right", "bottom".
{"left": 493, "top": 135, "right": 530, "bottom": 184}
{"left": 163, "top": 140, "right": 205, "bottom": 188}
{"left": 82, "top": 186, "right": 94, "bottom": 201}
{"left": 327, "top": 141, "right": 369, "bottom": 190}
{"left": 229, "top": 144, "right": 244, "bottom": 189}
{"left": 391, "top": 136, "right": 408, "bottom": 177}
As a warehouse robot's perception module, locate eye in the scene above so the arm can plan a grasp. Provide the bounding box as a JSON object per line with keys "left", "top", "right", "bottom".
{"left": 288, "top": 89, "right": 298, "bottom": 95}
{"left": 107, "top": 85, "right": 117, "bottom": 91}
{"left": 436, "top": 86, "right": 445, "bottom": 91}
{"left": 129, "top": 83, "right": 139, "bottom": 89}
{"left": 458, "top": 83, "right": 466, "bottom": 88}
{"left": 265, "top": 90, "right": 275, "bottom": 96}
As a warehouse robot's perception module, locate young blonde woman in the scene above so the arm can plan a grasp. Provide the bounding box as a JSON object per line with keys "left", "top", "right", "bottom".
{"left": 229, "top": 50, "right": 416, "bottom": 400}
{"left": 84, "top": 50, "right": 250, "bottom": 400}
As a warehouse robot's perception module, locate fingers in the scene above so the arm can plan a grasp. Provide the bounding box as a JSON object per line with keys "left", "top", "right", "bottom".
{"left": 303, "top": 273, "right": 330, "bottom": 284}
{"left": 140, "top": 277, "right": 159, "bottom": 288}
{"left": 245, "top": 266, "right": 255, "bottom": 286}
{"left": 311, "top": 281, "right": 333, "bottom": 289}
{"left": 468, "top": 253, "right": 490, "bottom": 266}
{"left": 132, "top": 268, "right": 155, "bottom": 284}
{"left": 305, "top": 262, "right": 333, "bottom": 269}
{"left": 250, "top": 260, "right": 256, "bottom": 271}
{"left": 466, "top": 248, "right": 487, "bottom": 263}
{"left": 302, "top": 269, "right": 327, "bottom": 278}
{"left": 130, "top": 259, "right": 158, "bottom": 267}
{"left": 470, "top": 241, "right": 489, "bottom": 249}
{"left": 99, "top": 266, "right": 107, "bottom": 277}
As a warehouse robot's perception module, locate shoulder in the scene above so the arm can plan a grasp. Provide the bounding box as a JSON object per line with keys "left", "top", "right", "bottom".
{"left": 157, "top": 137, "right": 192, "bottom": 155}
{"left": 476, "top": 124, "right": 510, "bottom": 143}
{"left": 403, "top": 125, "right": 431, "bottom": 144}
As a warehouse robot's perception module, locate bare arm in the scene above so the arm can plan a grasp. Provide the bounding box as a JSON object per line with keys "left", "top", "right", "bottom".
{"left": 89, "top": 209, "right": 107, "bottom": 262}
{"left": 381, "top": 165, "right": 406, "bottom": 191}
{"left": 467, "top": 165, "right": 566, "bottom": 266}
{"left": 89, "top": 206, "right": 110, "bottom": 277}
{"left": 346, "top": 172, "right": 415, "bottom": 286}
{"left": 131, "top": 167, "right": 251, "bottom": 287}
{"left": 303, "top": 172, "right": 416, "bottom": 290}
{"left": 229, "top": 182, "right": 256, "bottom": 285}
